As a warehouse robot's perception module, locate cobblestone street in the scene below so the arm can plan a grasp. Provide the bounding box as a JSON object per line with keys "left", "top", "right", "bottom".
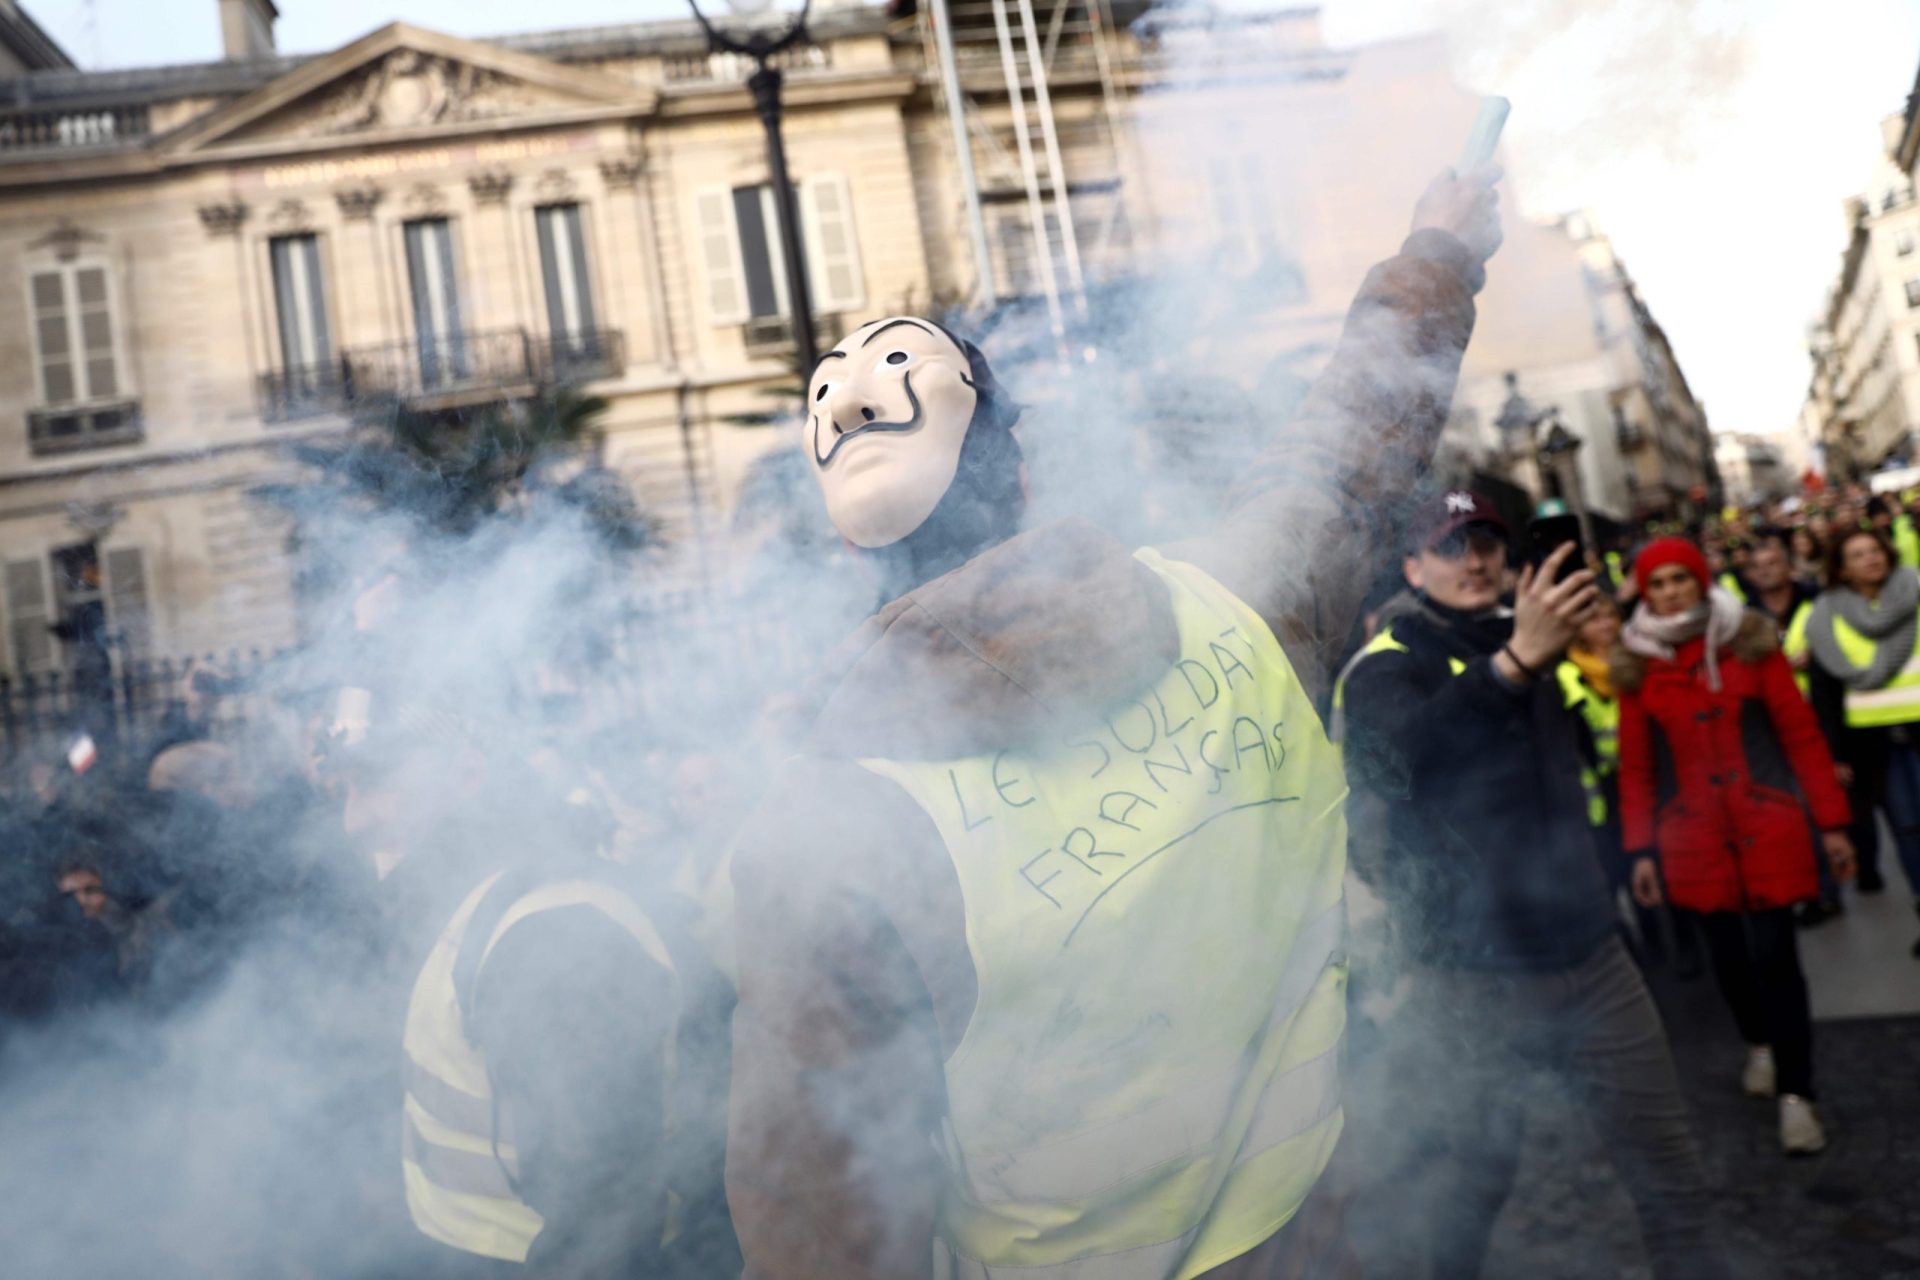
{"left": 1486, "top": 986, "right": 1920, "bottom": 1278}
{"left": 1342, "top": 888, "right": 1920, "bottom": 1279}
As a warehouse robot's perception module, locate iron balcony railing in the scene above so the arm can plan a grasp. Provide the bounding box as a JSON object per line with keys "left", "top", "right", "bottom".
{"left": 344, "top": 328, "right": 538, "bottom": 409}
{"left": 258, "top": 328, "right": 626, "bottom": 420}
{"left": 533, "top": 329, "right": 627, "bottom": 385}
{"left": 258, "top": 364, "right": 353, "bottom": 423}
{"left": 27, "top": 398, "right": 143, "bottom": 456}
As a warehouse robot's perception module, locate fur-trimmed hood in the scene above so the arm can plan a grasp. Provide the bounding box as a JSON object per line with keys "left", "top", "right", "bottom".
{"left": 1610, "top": 608, "right": 1777, "bottom": 694}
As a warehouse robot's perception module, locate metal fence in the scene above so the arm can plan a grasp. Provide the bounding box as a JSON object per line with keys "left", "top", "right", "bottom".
{"left": 0, "top": 649, "right": 279, "bottom": 772}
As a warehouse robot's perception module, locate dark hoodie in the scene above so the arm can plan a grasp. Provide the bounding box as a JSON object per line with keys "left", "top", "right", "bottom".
{"left": 726, "top": 228, "right": 1483, "bottom": 1280}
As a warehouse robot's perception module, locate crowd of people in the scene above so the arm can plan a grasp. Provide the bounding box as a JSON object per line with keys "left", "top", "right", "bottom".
{"left": 0, "top": 159, "right": 1907, "bottom": 1280}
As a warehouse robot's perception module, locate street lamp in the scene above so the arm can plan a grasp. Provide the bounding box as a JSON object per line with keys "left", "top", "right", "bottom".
{"left": 687, "top": 0, "right": 819, "bottom": 374}
{"left": 1538, "top": 415, "right": 1595, "bottom": 554}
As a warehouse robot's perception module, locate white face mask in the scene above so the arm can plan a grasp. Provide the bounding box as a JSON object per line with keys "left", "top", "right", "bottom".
{"left": 805, "top": 316, "right": 979, "bottom": 548}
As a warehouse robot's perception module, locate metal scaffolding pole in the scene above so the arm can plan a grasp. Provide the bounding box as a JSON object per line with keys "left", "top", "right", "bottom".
{"left": 929, "top": 0, "right": 998, "bottom": 307}
{"left": 1014, "top": 0, "right": 1087, "bottom": 315}
{"left": 990, "top": 0, "right": 1066, "bottom": 345}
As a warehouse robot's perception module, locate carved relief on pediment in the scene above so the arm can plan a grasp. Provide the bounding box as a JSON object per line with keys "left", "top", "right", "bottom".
{"left": 236, "top": 50, "right": 585, "bottom": 143}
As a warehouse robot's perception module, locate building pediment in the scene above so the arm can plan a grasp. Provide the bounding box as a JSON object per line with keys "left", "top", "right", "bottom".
{"left": 164, "top": 23, "right": 652, "bottom": 156}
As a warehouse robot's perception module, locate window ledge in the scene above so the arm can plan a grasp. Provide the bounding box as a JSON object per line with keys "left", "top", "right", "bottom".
{"left": 27, "top": 400, "right": 144, "bottom": 457}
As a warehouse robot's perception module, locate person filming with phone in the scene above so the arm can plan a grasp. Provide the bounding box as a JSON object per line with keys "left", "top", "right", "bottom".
{"left": 1338, "top": 493, "right": 1729, "bottom": 1279}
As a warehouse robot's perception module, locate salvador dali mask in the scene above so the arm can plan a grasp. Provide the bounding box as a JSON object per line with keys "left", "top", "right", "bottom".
{"left": 806, "top": 316, "right": 980, "bottom": 549}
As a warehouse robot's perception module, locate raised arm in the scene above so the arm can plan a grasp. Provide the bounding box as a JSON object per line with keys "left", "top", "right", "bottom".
{"left": 1176, "top": 167, "right": 1503, "bottom": 694}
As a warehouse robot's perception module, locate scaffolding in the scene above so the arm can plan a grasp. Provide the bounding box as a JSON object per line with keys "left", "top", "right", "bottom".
{"left": 914, "top": 0, "right": 1145, "bottom": 344}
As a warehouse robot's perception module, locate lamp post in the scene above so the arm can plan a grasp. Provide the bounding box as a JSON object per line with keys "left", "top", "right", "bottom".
{"left": 1494, "top": 370, "right": 1549, "bottom": 493}
{"left": 687, "top": 0, "right": 819, "bottom": 374}
{"left": 1538, "top": 415, "right": 1594, "bottom": 554}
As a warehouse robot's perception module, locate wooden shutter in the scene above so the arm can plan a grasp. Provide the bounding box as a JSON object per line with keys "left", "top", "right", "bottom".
{"left": 29, "top": 271, "right": 75, "bottom": 405}
{"left": 103, "top": 546, "right": 150, "bottom": 658}
{"left": 4, "top": 557, "right": 53, "bottom": 674}
{"left": 801, "top": 173, "right": 865, "bottom": 313}
{"left": 73, "top": 266, "right": 119, "bottom": 400}
{"left": 693, "top": 187, "right": 749, "bottom": 326}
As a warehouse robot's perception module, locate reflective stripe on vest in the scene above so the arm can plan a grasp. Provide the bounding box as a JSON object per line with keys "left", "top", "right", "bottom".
{"left": 401, "top": 873, "right": 676, "bottom": 1261}
{"left": 1329, "top": 627, "right": 1461, "bottom": 743}
{"left": 1832, "top": 608, "right": 1920, "bottom": 729}
{"left": 1554, "top": 662, "right": 1618, "bottom": 827}
{"left": 863, "top": 549, "right": 1348, "bottom": 1279}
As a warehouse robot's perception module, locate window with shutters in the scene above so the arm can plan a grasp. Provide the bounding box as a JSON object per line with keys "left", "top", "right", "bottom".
{"left": 3, "top": 557, "right": 54, "bottom": 675}
{"left": 24, "top": 260, "right": 142, "bottom": 455}
{"left": 694, "top": 174, "right": 865, "bottom": 342}
{"left": 403, "top": 219, "right": 467, "bottom": 387}
{"left": 534, "top": 204, "right": 619, "bottom": 380}
{"left": 535, "top": 204, "right": 598, "bottom": 345}
{"left": 266, "top": 234, "right": 341, "bottom": 419}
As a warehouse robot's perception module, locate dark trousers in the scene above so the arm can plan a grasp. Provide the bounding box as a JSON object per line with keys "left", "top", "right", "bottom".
{"left": 1404, "top": 937, "right": 1729, "bottom": 1280}
{"left": 1697, "top": 907, "right": 1815, "bottom": 1098}
{"left": 1879, "top": 741, "right": 1920, "bottom": 895}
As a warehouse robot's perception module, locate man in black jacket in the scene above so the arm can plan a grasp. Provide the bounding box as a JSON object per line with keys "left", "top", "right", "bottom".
{"left": 1339, "top": 491, "right": 1728, "bottom": 1280}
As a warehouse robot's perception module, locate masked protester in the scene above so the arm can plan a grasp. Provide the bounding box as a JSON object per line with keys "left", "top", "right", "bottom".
{"left": 1615, "top": 538, "right": 1854, "bottom": 1156}
{"left": 725, "top": 166, "right": 1501, "bottom": 1280}
{"left": 1336, "top": 502, "right": 1731, "bottom": 1280}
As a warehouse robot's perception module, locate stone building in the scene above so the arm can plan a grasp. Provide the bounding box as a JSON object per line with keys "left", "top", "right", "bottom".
{"left": 0, "top": 0, "right": 1712, "bottom": 682}
{"left": 1803, "top": 110, "right": 1920, "bottom": 482}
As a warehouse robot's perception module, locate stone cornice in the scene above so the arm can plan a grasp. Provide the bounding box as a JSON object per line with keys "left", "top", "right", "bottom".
{"left": 656, "top": 69, "right": 918, "bottom": 118}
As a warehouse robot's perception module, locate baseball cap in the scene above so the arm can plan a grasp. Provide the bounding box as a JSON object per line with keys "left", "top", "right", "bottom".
{"left": 1409, "top": 490, "right": 1509, "bottom": 552}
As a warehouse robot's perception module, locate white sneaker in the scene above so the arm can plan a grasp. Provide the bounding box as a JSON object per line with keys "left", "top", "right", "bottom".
{"left": 1779, "top": 1094, "right": 1827, "bottom": 1155}
{"left": 1742, "top": 1045, "right": 1776, "bottom": 1098}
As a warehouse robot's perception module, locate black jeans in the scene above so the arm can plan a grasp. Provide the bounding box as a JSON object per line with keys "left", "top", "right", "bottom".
{"left": 1697, "top": 907, "right": 1815, "bottom": 1098}
{"left": 1402, "top": 937, "right": 1729, "bottom": 1280}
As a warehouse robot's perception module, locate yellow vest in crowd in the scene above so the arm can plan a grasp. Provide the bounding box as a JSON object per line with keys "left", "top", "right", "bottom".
{"left": 401, "top": 872, "right": 679, "bottom": 1261}
{"left": 862, "top": 550, "right": 1348, "bottom": 1279}
{"left": 1780, "top": 599, "right": 1813, "bottom": 698}
{"left": 1555, "top": 662, "right": 1619, "bottom": 827}
{"left": 1896, "top": 514, "right": 1920, "bottom": 570}
{"left": 1830, "top": 606, "right": 1920, "bottom": 729}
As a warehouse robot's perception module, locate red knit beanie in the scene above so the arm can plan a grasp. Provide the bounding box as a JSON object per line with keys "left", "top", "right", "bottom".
{"left": 1633, "top": 536, "right": 1710, "bottom": 595}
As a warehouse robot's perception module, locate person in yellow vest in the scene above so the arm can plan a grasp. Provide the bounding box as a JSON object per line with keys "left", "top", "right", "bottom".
{"left": 724, "top": 165, "right": 1504, "bottom": 1280}
{"left": 1866, "top": 495, "right": 1918, "bottom": 568}
{"left": 1337, "top": 502, "right": 1729, "bottom": 1280}
{"left": 1806, "top": 527, "right": 1920, "bottom": 957}
{"left": 336, "top": 701, "right": 741, "bottom": 1278}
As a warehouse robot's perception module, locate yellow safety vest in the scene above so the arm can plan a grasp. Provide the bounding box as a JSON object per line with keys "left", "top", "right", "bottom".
{"left": 1555, "top": 662, "right": 1619, "bottom": 827}
{"left": 1719, "top": 572, "right": 1747, "bottom": 604}
{"left": 401, "top": 872, "right": 678, "bottom": 1262}
{"left": 1896, "top": 515, "right": 1920, "bottom": 569}
{"left": 862, "top": 550, "right": 1348, "bottom": 1279}
{"left": 1781, "top": 599, "right": 1813, "bottom": 698}
{"left": 1830, "top": 606, "right": 1920, "bottom": 729}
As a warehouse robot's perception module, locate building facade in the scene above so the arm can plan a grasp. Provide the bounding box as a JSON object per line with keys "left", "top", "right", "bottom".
{"left": 0, "top": 0, "right": 1715, "bottom": 682}
{"left": 1804, "top": 111, "right": 1920, "bottom": 482}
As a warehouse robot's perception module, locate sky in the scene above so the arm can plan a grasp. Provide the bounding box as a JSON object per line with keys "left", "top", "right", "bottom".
{"left": 31, "top": 0, "right": 1920, "bottom": 438}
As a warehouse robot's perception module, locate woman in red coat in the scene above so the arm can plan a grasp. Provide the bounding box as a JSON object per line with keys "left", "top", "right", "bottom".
{"left": 1615, "top": 537, "right": 1856, "bottom": 1156}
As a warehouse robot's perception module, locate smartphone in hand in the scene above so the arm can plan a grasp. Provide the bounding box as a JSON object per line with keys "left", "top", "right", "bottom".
{"left": 1526, "top": 513, "right": 1584, "bottom": 584}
